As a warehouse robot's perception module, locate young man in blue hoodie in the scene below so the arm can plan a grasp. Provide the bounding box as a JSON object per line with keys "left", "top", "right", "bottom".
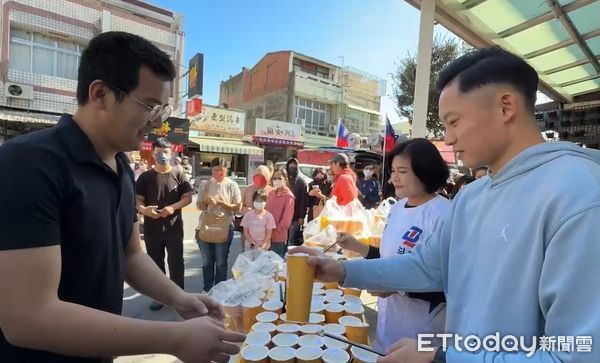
{"left": 294, "top": 46, "right": 600, "bottom": 363}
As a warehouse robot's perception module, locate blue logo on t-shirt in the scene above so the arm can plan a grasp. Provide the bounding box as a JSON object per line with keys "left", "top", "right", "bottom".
{"left": 397, "top": 226, "right": 423, "bottom": 254}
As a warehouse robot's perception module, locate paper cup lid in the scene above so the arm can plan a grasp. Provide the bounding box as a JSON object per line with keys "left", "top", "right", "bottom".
{"left": 269, "top": 346, "right": 296, "bottom": 361}
{"left": 351, "top": 347, "right": 378, "bottom": 363}
{"left": 323, "top": 348, "right": 351, "bottom": 363}
{"left": 277, "top": 323, "right": 301, "bottom": 333}
{"left": 300, "top": 324, "right": 323, "bottom": 334}
{"left": 324, "top": 337, "right": 349, "bottom": 350}
{"left": 325, "top": 294, "right": 344, "bottom": 304}
{"left": 313, "top": 288, "right": 325, "bottom": 296}
{"left": 343, "top": 295, "right": 362, "bottom": 305}
{"left": 312, "top": 295, "right": 326, "bottom": 305}
{"left": 263, "top": 300, "right": 284, "bottom": 310}
{"left": 325, "top": 289, "right": 343, "bottom": 296}
{"left": 313, "top": 282, "right": 325, "bottom": 290}
{"left": 309, "top": 313, "right": 326, "bottom": 324}
{"left": 298, "top": 334, "right": 324, "bottom": 348}
{"left": 338, "top": 315, "right": 363, "bottom": 327}
{"left": 310, "top": 301, "right": 325, "bottom": 312}
{"left": 287, "top": 252, "right": 309, "bottom": 258}
{"left": 245, "top": 331, "right": 271, "bottom": 346}
{"left": 242, "top": 297, "right": 262, "bottom": 308}
{"left": 241, "top": 345, "right": 269, "bottom": 361}
{"left": 272, "top": 333, "right": 299, "bottom": 347}
{"left": 344, "top": 303, "right": 364, "bottom": 314}
{"left": 296, "top": 346, "right": 322, "bottom": 361}
{"left": 252, "top": 322, "right": 277, "bottom": 333}
{"left": 325, "top": 303, "right": 344, "bottom": 313}
{"left": 279, "top": 313, "right": 288, "bottom": 322}
{"left": 256, "top": 311, "right": 279, "bottom": 323}
{"left": 323, "top": 323, "right": 346, "bottom": 336}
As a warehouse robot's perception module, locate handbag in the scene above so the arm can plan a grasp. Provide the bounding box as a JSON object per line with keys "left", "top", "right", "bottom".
{"left": 198, "top": 212, "right": 230, "bottom": 243}
{"left": 197, "top": 180, "right": 230, "bottom": 243}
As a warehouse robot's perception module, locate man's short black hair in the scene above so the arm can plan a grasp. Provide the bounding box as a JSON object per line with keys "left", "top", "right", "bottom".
{"left": 152, "top": 137, "right": 171, "bottom": 150}
{"left": 437, "top": 46, "right": 538, "bottom": 112}
{"left": 387, "top": 138, "right": 449, "bottom": 194}
{"left": 210, "top": 157, "right": 228, "bottom": 168}
{"left": 77, "top": 31, "right": 176, "bottom": 105}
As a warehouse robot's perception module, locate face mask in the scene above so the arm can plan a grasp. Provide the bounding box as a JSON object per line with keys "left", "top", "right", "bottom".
{"left": 253, "top": 201, "right": 267, "bottom": 210}
{"left": 314, "top": 175, "right": 324, "bottom": 182}
{"left": 154, "top": 152, "right": 169, "bottom": 165}
{"left": 273, "top": 179, "right": 283, "bottom": 189}
{"left": 287, "top": 166, "right": 298, "bottom": 175}
{"left": 253, "top": 174, "right": 267, "bottom": 188}
{"left": 364, "top": 170, "right": 373, "bottom": 177}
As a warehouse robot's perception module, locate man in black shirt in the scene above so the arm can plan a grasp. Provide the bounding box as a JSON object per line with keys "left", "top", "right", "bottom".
{"left": 0, "top": 32, "right": 244, "bottom": 363}
{"left": 136, "top": 137, "right": 192, "bottom": 310}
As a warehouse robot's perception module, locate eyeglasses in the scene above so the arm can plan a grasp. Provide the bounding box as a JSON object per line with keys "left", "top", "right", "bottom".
{"left": 106, "top": 83, "right": 172, "bottom": 122}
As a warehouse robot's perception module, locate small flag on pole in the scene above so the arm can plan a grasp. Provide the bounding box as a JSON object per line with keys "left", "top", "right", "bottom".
{"left": 385, "top": 116, "right": 396, "bottom": 152}
{"left": 336, "top": 119, "right": 350, "bottom": 148}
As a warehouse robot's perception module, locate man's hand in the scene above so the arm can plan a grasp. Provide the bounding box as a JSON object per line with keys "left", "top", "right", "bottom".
{"left": 337, "top": 232, "right": 369, "bottom": 257}
{"left": 158, "top": 206, "right": 175, "bottom": 218}
{"left": 142, "top": 206, "right": 161, "bottom": 219}
{"left": 378, "top": 338, "right": 436, "bottom": 363}
{"left": 172, "top": 292, "right": 225, "bottom": 321}
{"left": 288, "top": 247, "right": 346, "bottom": 283}
{"left": 171, "top": 317, "right": 245, "bottom": 363}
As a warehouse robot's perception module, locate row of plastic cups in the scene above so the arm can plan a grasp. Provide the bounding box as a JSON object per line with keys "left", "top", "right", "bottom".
{"left": 312, "top": 294, "right": 362, "bottom": 306}
{"left": 252, "top": 321, "right": 343, "bottom": 336}
{"left": 240, "top": 344, "right": 378, "bottom": 363}
{"left": 312, "top": 287, "right": 361, "bottom": 298}
{"left": 255, "top": 307, "right": 363, "bottom": 327}
{"left": 245, "top": 330, "right": 348, "bottom": 350}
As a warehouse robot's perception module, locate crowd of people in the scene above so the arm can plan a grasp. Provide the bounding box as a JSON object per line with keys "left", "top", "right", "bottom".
{"left": 1, "top": 30, "right": 598, "bottom": 363}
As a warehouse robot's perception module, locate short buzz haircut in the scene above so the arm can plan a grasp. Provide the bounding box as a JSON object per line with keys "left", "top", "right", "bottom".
{"left": 152, "top": 137, "right": 171, "bottom": 150}
{"left": 436, "top": 46, "right": 539, "bottom": 112}
{"left": 252, "top": 189, "right": 268, "bottom": 203}
{"left": 387, "top": 138, "right": 449, "bottom": 194}
{"left": 77, "top": 31, "right": 175, "bottom": 105}
{"left": 210, "top": 157, "right": 228, "bottom": 168}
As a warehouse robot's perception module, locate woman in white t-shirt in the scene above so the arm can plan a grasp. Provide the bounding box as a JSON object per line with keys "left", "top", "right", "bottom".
{"left": 338, "top": 138, "right": 451, "bottom": 352}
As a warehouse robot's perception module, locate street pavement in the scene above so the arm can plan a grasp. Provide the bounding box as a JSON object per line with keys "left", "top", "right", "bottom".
{"left": 115, "top": 196, "right": 378, "bottom": 362}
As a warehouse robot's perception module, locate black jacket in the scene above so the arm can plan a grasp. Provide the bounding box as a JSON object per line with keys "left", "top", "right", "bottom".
{"left": 286, "top": 159, "right": 308, "bottom": 221}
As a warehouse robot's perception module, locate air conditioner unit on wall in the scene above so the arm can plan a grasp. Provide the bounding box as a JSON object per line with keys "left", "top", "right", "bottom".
{"left": 5, "top": 83, "right": 33, "bottom": 100}
{"left": 328, "top": 124, "right": 337, "bottom": 133}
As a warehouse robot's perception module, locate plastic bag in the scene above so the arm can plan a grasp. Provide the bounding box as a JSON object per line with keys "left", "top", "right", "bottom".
{"left": 303, "top": 218, "right": 321, "bottom": 241}
{"left": 209, "top": 274, "right": 275, "bottom": 332}
{"left": 324, "top": 198, "right": 367, "bottom": 236}
{"left": 231, "top": 249, "right": 284, "bottom": 279}
{"left": 303, "top": 224, "right": 339, "bottom": 249}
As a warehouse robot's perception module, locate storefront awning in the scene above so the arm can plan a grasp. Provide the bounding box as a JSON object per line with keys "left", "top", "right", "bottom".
{"left": 189, "top": 136, "right": 264, "bottom": 156}
{"left": 0, "top": 109, "right": 62, "bottom": 125}
{"left": 347, "top": 104, "right": 381, "bottom": 115}
{"left": 253, "top": 136, "right": 304, "bottom": 147}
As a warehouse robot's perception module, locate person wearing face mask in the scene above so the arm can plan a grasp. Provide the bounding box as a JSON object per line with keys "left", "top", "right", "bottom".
{"left": 266, "top": 167, "right": 296, "bottom": 258}
{"left": 307, "top": 167, "right": 332, "bottom": 222}
{"left": 240, "top": 166, "right": 273, "bottom": 247}
{"left": 240, "top": 190, "right": 276, "bottom": 251}
{"left": 357, "top": 163, "right": 381, "bottom": 209}
{"left": 196, "top": 157, "right": 242, "bottom": 291}
{"left": 135, "top": 138, "right": 193, "bottom": 310}
{"left": 285, "top": 158, "right": 308, "bottom": 246}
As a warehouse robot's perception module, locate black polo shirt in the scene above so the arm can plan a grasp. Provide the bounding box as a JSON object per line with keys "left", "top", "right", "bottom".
{"left": 0, "top": 115, "right": 136, "bottom": 363}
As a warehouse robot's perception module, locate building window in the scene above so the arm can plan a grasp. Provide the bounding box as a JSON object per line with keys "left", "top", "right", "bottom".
{"left": 293, "top": 58, "right": 331, "bottom": 80}
{"left": 294, "top": 96, "right": 332, "bottom": 135}
{"left": 9, "top": 27, "right": 82, "bottom": 80}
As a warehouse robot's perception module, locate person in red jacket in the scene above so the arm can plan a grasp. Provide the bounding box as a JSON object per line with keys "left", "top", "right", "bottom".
{"left": 329, "top": 153, "right": 359, "bottom": 206}
{"left": 266, "top": 167, "right": 296, "bottom": 257}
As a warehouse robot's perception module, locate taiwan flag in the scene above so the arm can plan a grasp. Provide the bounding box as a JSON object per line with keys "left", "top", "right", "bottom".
{"left": 385, "top": 116, "right": 396, "bottom": 152}
{"left": 336, "top": 119, "right": 350, "bottom": 148}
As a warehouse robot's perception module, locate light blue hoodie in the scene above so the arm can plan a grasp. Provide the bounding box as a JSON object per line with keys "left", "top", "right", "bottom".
{"left": 343, "top": 142, "right": 600, "bottom": 362}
